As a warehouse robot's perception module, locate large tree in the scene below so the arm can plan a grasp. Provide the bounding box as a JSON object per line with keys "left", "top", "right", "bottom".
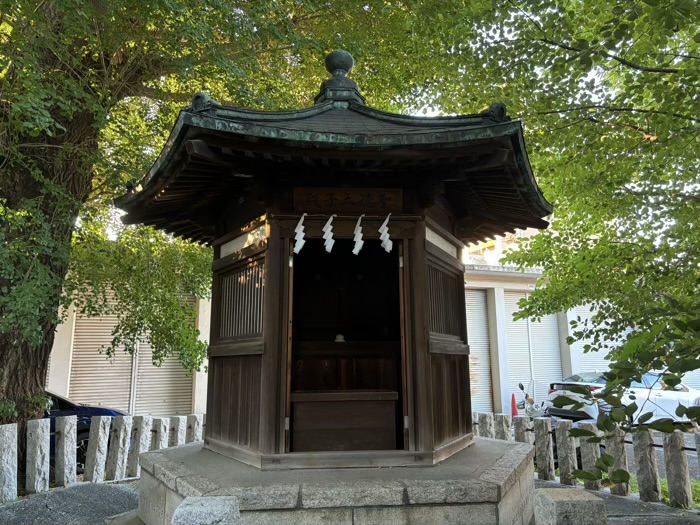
{"left": 0, "top": 0, "right": 493, "bottom": 423}
{"left": 428, "top": 1, "right": 699, "bottom": 402}
{"left": 3, "top": 0, "right": 697, "bottom": 430}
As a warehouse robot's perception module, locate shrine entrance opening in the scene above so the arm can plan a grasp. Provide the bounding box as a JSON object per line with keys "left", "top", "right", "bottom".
{"left": 289, "top": 238, "right": 404, "bottom": 452}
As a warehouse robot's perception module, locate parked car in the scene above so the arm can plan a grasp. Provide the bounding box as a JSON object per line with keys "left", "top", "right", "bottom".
{"left": 546, "top": 372, "right": 700, "bottom": 423}
{"left": 45, "top": 391, "right": 125, "bottom": 473}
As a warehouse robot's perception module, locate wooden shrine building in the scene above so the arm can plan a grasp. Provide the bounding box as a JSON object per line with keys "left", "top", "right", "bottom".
{"left": 117, "top": 51, "right": 552, "bottom": 470}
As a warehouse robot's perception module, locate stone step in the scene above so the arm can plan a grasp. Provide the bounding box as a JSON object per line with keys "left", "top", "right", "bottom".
{"left": 105, "top": 509, "right": 146, "bottom": 525}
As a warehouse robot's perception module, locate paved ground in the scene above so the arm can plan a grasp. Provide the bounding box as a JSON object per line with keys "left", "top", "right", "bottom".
{"left": 536, "top": 479, "right": 700, "bottom": 525}
{"left": 0, "top": 482, "right": 139, "bottom": 525}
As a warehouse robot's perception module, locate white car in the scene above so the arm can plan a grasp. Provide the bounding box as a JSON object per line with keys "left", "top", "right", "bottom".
{"left": 546, "top": 372, "right": 700, "bottom": 423}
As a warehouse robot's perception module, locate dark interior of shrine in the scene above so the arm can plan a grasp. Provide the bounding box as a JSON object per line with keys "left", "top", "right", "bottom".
{"left": 290, "top": 239, "right": 404, "bottom": 452}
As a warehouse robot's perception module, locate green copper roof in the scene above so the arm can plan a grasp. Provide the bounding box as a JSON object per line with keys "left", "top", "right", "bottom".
{"left": 116, "top": 51, "right": 552, "bottom": 244}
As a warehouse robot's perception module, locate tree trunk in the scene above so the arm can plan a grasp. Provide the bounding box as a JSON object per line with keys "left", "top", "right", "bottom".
{"left": 0, "top": 113, "right": 98, "bottom": 425}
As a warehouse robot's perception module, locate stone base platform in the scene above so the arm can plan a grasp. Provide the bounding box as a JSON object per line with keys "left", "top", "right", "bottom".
{"left": 133, "top": 438, "right": 535, "bottom": 525}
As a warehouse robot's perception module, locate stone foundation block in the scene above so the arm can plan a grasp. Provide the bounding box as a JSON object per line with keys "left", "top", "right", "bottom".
{"left": 139, "top": 470, "right": 168, "bottom": 525}
{"left": 353, "top": 505, "right": 497, "bottom": 525}
{"left": 301, "top": 481, "right": 404, "bottom": 508}
{"left": 405, "top": 479, "right": 497, "bottom": 504}
{"left": 213, "top": 484, "right": 299, "bottom": 510}
{"left": 171, "top": 496, "right": 240, "bottom": 525}
{"left": 242, "top": 509, "right": 353, "bottom": 525}
{"left": 534, "top": 488, "right": 606, "bottom": 525}
{"left": 104, "top": 509, "right": 145, "bottom": 525}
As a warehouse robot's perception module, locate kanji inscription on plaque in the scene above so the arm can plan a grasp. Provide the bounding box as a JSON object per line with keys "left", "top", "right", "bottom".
{"left": 293, "top": 188, "right": 402, "bottom": 213}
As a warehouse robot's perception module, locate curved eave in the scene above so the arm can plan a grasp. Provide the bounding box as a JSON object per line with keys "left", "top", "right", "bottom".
{"left": 119, "top": 113, "right": 547, "bottom": 201}
{"left": 116, "top": 103, "right": 552, "bottom": 245}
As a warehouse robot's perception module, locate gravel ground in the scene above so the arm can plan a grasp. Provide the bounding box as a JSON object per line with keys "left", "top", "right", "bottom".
{"left": 0, "top": 482, "right": 139, "bottom": 525}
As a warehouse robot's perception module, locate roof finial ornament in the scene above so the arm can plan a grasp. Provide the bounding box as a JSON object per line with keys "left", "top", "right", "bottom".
{"left": 315, "top": 50, "right": 366, "bottom": 106}
{"left": 325, "top": 50, "right": 354, "bottom": 77}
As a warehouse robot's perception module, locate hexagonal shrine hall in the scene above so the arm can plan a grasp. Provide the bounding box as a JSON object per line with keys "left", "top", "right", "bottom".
{"left": 115, "top": 51, "right": 551, "bottom": 525}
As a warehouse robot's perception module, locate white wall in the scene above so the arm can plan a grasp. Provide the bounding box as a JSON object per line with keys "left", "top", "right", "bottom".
{"left": 46, "top": 305, "right": 76, "bottom": 396}
{"left": 192, "top": 298, "right": 211, "bottom": 414}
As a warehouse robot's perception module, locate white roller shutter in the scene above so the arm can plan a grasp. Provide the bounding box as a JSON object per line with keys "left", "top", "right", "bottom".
{"left": 529, "top": 311, "right": 563, "bottom": 403}
{"left": 134, "top": 341, "right": 194, "bottom": 416}
{"left": 570, "top": 305, "right": 611, "bottom": 374}
{"left": 505, "top": 292, "right": 563, "bottom": 406}
{"left": 69, "top": 315, "right": 133, "bottom": 413}
{"left": 45, "top": 353, "right": 51, "bottom": 389}
{"left": 67, "top": 299, "right": 197, "bottom": 415}
{"left": 466, "top": 289, "right": 493, "bottom": 412}
{"left": 505, "top": 292, "right": 533, "bottom": 403}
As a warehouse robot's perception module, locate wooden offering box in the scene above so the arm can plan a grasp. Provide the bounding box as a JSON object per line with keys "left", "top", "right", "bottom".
{"left": 116, "top": 50, "right": 552, "bottom": 470}
{"left": 291, "top": 390, "right": 398, "bottom": 452}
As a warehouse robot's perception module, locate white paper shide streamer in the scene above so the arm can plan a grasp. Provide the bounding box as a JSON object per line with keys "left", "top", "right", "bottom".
{"left": 378, "top": 213, "right": 392, "bottom": 253}
{"left": 322, "top": 214, "right": 336, "bottom": 253}
{"left": 352, "top": 214, "right": 365, "bottom": 255}
{"left": 293, "top": 213, "right": 307, "bottom": 254}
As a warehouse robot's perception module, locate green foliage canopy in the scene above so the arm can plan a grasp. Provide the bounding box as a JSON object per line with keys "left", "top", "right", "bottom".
{"left": 1, "top": 0, "right": 698, "bottom": 425}
{"left": 1, "top": 0, "right": 497, "bottom": 419}
{"left": 428, "top": 0, "right": 700, "bottom": 396}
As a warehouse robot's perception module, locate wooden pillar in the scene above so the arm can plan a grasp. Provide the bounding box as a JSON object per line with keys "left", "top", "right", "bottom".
{"left": 259, "top": 220, "right": 283, "bottom": 454}
{"left": 410, "top": 221, "right": 433, "bottom": 452}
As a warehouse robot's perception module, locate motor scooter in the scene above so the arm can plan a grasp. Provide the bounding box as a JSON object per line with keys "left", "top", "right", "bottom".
{"left": 516, "top": 382, "right": 548, "bottom": 417}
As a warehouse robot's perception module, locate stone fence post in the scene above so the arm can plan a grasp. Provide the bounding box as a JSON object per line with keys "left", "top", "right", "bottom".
{"left": 578, "top": 422, "right": 601, "bottom": 491}
{"left": 534, "top": 417, "right": 555, "bottom": 480}
{"left": 632, "top": 429, "right": 660, "bottom": 502}
{"left": 151, "top": 417, "right": 170, "bottom": 451}
{"left": 169, "top": 416, "right": 187, "bottom": 447}
{"left": 106, "top": 416, "right": 133, "bottom": 481}
{"left": 554, "top": 419, "right": 576, "bottom": 486}
{"left": 664, "top": 430, "right": 692, "bottom": 509}
{"left": 26, "top": 419, "right": 50, "bottom": 493}
{"left": 127, "top": 416, "right": 153, "bottom": 478}
{"left": 84, "top": 416, "right": 111, "bottom": 483}
{"left": 477, "top": 412, "right": 495, "bottom": 439}
{"left": 0, "top": 423, "right": 17, "bottom": 503}
{"left": 494, "top": 413, "right": 512, "bottom": 441}
{"left": 186, "top": 414, "right": 203, "bottom": 442}
{"left": 513, "top": 416, "right": 531, "bottom": 444}
{"left": 605, "top": 426, "right": 629, "bottom": 496}
{"left": 56, "top": 416, "right": 77, "bottom": 487}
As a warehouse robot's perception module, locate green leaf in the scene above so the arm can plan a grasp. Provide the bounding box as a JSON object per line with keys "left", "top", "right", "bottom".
{"left": 552, "top": 395, "right": 580, "bottom": 408}
{"left": 611, "top": 408, "right": 626, "bottom": 422}
{"left": 623, "top": 402, "right": 638, "bottom": 417}
{"left": 569, "top": 428, "right": 597, "bottom": 438}
{"left": 566, "top": 385, "right": 594, "bottom": 396}
{"left": 609, "top": 469, "right": 631, "bottom": 484}
{"left": 595, "top": 454, "right": 615, "bottom": 470}
{"left": 675, "top": 404, "right": 687, "bottom": 418}
{"left": 573, "top": 469, "right": 601, "bottom": 481}
{"left": 638, "top": 412, "right": 654, "bottom": 424}
{"left": 649, "top": 419, "right": 677, "bottom": 433}
{"left": 602, "top": 395, "right": 623, "bottom": 408}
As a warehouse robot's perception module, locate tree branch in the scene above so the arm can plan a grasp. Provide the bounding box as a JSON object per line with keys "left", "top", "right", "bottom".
{"left": 587, "top": 117, "right": 658, "bottom": 142}
{"left": 125, "top": 84, "right": 192, "bottom": 103}
{"left": 505, "top": 0, "right": 681, "bottom": 74}
{"left": 538, "top": 37, "right": 680, "bottom": 74}
{"left": 528, "top": 105, "right": 700, "bottom": 124}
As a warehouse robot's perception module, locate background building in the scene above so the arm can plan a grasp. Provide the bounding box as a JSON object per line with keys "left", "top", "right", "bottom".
{"left": 47, "top": 231, "right": 700, "bottom": 416}
{"left": 46, "top": 299, "right": 210, "bottom": 415}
